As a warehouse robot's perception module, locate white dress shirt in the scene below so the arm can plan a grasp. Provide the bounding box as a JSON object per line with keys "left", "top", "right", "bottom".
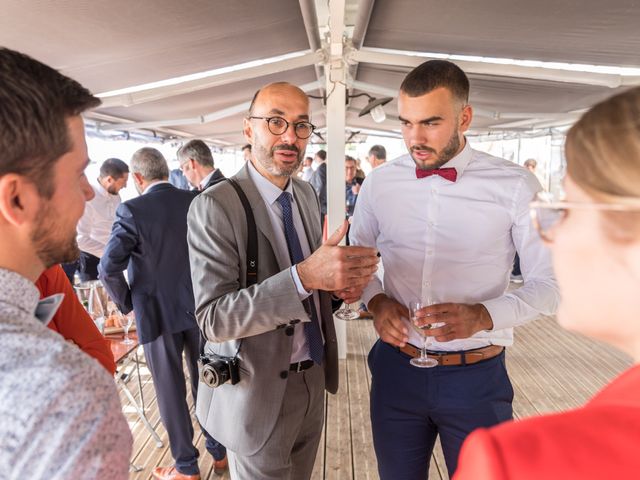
{"left": 246, "top": 161, "right": 323, "bottom": 363}
{"left": 76, "top": 180, "right": 122, "bottom": 258}
{"left": 349, "top": 141, "right": 559, "bottom": 351}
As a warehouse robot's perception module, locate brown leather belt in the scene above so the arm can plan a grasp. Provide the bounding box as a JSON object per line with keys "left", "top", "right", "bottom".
{"left": 397, "top": 344, "right": 504, "bottom": 366}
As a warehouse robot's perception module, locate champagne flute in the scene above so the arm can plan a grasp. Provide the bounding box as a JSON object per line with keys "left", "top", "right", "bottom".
{"left": 409, "top": 300, "right": 438, "bottom": 368}
{"left": 118, "top": 311, "right": 135, "bottom": 345}
{"left": 87, "top": 283, "right": 105, "bottom": 335}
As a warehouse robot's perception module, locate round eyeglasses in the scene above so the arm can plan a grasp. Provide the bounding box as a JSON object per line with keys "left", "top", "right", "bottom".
{"left": 248, "top": 116, "right": 316, "bottom": 139}
{"left": 529, "top": 192, "right": 640, "bottom": 243}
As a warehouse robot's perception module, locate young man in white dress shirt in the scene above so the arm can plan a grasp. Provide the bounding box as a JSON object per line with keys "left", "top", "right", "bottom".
{"left": 349, "top": 60, "right": 560, "bottom": 479}
{"left": 75, "top": 157, "right": 129, "bottom": 281}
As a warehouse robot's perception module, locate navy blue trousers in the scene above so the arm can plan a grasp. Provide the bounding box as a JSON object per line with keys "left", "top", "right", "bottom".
{"left": 144, "top": 327, "right": 226, "bottom": 475}
{"left": 78, "top": 251, "right": 100, "bottom": 282}
{"left": 368, "top": 340, "right": 513, "bottom": 479}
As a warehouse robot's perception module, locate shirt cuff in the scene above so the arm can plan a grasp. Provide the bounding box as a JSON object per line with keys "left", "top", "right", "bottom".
{"left": 481, "top": 296, "right": 515, "bottom": 331}
{"left": 361, "top": 281, "right": 385, "bottom": 308}
{"left": 290, "top": 265, "right": 312, "bottom": 301}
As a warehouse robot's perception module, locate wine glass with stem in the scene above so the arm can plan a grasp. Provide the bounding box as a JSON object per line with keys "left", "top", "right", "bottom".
{"left": 409, "top": 298, "right": 440, "bottom": 368}
{"left": 334, "top": 299, "right": 360, "bottom": 320}
{"left": 118, "top": 311, "right": 135, "bottom": 345}
{"left": 87, "top": 283, "right": 105, "bottom": 334}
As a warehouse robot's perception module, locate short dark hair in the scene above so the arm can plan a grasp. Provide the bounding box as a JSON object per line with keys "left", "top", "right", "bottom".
{"left": 242, "top": 144, "right": 252, "bottom": 152}
{"left": 99, "top": 158, "right": 129, "bottom": 179}
{"left": 315, "top": 150, "right": 327, "bottom": 161}
{"left": 177, "top": 139, "right": 214, "bottom": 168}
{"left": 400, "top": 60, "right": 469, "bottom": 105}
{"left": 368, "top": 145, "right": 386, "bottom": 160}
{"left": 0, "top": 48, "right": 100, "bottom": 198}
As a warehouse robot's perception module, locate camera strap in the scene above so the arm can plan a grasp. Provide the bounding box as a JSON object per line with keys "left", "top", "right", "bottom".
{"left": 220, "top": 177, "right": 261, "bottom": 358}
{"left": 226, "top": 178, "right": 258, "bottom": 288}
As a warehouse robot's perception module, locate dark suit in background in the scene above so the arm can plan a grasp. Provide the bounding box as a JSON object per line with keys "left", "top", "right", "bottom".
{"left": 99, "top": 182, "right": 225, "bottom": 476}
{"left": 201, "top": 168, "right": 225, "bottom": 191}
{"left": 309, "top": 162, "right": 326, "bottom": 226}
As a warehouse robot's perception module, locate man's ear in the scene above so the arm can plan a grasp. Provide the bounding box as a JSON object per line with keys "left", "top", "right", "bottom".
{"left": 459, "top": 104, "right": 473, "bottom": 133}
{"left": 132, "top": 172, "right": 145, "bottom": 185}
{"left": 0, "top": 174, "right": 40, "bottom": 227}
{"left": 243, "top": 117, "right": 254, "bottom": 144}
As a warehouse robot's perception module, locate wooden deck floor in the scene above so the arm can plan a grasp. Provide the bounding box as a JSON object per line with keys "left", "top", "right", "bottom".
{"left": 122, "top": 314, "right": 631, "bottom": 480}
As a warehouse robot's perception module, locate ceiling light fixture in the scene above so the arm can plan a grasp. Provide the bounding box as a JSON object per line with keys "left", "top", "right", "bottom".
{"left": 309, "top": 90, "right": 394, "bottom": 123}
{"left": 352, "top": 92, "right": 393, "bottom": 123}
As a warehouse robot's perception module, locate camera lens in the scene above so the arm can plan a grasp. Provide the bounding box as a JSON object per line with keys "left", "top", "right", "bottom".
{"left": 201, "top": 360, "right": 230, "bottom": 388}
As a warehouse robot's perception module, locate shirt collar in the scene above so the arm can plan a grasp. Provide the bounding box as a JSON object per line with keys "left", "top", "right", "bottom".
{"left": 247, "top": 160, "right": 293, "bottom": 205}
{"left": 442, "top": 138, "right": 473, "bottom": 178}
{"left": 93, "top": 178, "right": 121, "bottom": 199}
{"left": 0, "top": 267, "right": 40, "bottom": 319}
{"left": 93, "top": 179, "right": 109, "bottom": 197}
{"left": 143, "top": 180, "right": 171, "bottom": 195}
{"left": 199, "top": 170, "right": 215, "bottom": 190}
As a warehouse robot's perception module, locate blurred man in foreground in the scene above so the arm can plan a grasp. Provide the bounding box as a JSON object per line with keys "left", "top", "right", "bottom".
{"left": 0, "top": 47, "right": 131, "bottom": 479}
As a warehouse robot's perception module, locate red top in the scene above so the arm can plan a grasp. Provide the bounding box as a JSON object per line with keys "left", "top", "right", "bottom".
{"left": 454, "top": 364, "right": 640, "bottom": 480}
{"left": 35, "top": 265, "right": 116, "bottom": 375}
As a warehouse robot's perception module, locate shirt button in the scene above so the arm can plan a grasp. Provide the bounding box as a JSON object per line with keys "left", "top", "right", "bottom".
{"left": 280, "top": 371, "right": 289, "bottom": 379}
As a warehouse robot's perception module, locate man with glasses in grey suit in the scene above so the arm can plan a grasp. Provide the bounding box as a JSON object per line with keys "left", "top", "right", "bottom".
{"left": 187, "top": 82, "right": 379, "bottom": 479}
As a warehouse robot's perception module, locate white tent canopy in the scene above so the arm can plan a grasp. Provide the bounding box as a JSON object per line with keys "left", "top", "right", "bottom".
{"left": 2, "top": 0, "right": 639, "bottom": 146}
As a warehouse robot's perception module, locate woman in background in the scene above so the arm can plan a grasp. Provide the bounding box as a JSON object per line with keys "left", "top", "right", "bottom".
{"left": 454, "top": 86, "right": 640, "bottom": 479}
{"left": 36, "top": 264, "right": 116, "bottom": 374}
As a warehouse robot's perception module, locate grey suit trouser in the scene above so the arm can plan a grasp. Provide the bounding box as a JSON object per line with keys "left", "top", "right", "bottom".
{"left": 228, "top": 363, "right": 325, "bottom": 480}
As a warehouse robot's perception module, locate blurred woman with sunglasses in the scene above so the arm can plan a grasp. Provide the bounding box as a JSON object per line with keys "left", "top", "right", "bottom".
{"left": 454, "top": 86, "right": 640, "bottom": 479}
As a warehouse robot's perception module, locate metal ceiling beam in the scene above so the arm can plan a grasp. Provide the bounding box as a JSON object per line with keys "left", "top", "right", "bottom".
{"left": 351, "top": 47, "right": 633, "bottom": 88}
{"left": 98, "top": 50, "right": 324, "bottom": 108}
{"left": 85, "top": 112, "right": 193, "bottom": 139}
{"left": 299, "top": 0, "right": 326, "bottom": 98}
{"left": 100, "top": 80, "right": 323, "bottom": 131}
{"left": 347, "top": 0, "right": 376, "bottom": 88}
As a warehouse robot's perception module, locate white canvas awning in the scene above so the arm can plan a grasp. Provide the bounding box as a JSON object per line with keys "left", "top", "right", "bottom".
{"left": 2, "top": 0, "right": 638, "bottom": 146}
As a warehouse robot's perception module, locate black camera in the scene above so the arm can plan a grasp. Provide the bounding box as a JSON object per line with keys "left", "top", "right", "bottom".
{"left": 199, "top": 354, "right": 240, "bottom": 388}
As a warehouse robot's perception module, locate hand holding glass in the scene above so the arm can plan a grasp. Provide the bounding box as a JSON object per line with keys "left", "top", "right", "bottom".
{"left": 409, "top": 301, "right": 440, "bottom": 368}
{"left": 335, "top": 300, "right": 360, "bottom": 320}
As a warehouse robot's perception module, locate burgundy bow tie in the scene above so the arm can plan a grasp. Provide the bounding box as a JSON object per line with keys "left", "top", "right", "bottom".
{"left": 415, "top": 167, "right": 457, "bottom": 182}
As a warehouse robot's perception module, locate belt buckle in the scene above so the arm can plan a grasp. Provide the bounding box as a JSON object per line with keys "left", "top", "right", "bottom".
{"left": 296, "top": 362, "right": 303, "bottom": 373}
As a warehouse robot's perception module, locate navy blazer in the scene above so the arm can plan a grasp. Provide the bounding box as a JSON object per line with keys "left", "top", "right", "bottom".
{"left": 98, "top": 182, "right": 198, "bottom": 344}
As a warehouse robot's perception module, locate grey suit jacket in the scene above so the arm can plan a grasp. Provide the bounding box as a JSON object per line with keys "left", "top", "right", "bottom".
{"left": 187, "top": 163, "right": 338, "bottom": 456}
